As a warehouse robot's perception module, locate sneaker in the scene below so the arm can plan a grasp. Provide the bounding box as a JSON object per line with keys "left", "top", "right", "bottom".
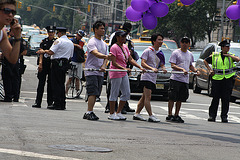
{"left": 148, "top": 115, "right": 160, "bottom": 122}
{"left": 108, "top": 114, "right": 120, "bottom": 120}
{"left": 166, "top": 115, "right": 174, "bottom": 121}
{"left": 83, "top": 112, "right": 99, "bottom": 120}
{"left": 173, "top": 115, "right": 184, "bottom": 123}
{"left": 133, "top": 114, "right": 147, "bottom": 121}
{"left": 116, "top": 113, "right": 127, "bottom": 120}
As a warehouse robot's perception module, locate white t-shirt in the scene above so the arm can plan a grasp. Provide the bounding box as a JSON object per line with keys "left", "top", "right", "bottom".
{"left": 50, "top": 35, "right": 74, "bottom": 59}
{"left": 84, "top": 37, "right": 108, "bottom": 77}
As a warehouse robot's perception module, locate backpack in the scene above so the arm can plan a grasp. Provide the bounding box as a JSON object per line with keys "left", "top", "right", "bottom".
{"left": 74, "top": 46, "right": 85, "bottom": 63}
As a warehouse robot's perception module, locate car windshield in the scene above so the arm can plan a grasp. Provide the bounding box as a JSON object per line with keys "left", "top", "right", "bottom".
{"left": 30, "top": 35, "right": 47, "bottom": 43}
{"left": 163, "top": 41, "right": 178, "bottom": 49}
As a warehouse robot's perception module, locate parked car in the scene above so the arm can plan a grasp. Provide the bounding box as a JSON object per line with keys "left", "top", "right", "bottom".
{"left": 128, "top": 42, "right": 173, "bottom": 97}
{"left": 27, "top": 34, "right": 48, "bottom": 56}
{"left": 193, "top": 42, "right": 240, "bottom": 102}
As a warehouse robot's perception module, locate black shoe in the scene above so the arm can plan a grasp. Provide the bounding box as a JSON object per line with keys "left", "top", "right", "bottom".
{"left": 121, "top": 109, "right": 127, "bottom": 114}
{"left": 13, "top": 99, "right": 19, "bottom": 102}
{"left": 166, "top": 115, "right": 174, "bottom": 121}
{"left": 126, "top": 107, "right": 135, "bottom": 112}
{"left": 0, "top": 99, "right": 12, "bottom": 102}
{"left": 47, "top": 105, "right": 55, "bottom": 110}
{"left": 208, "top": 117, "right": 216, "bottom": 122}
{"left": 83, "top": 112, "right": 99, "bottom": 120}
{"left": 221, "top": 118, "right": 228, "bottom": 123}
{"left": 173, "top": 115, "right": 184, "bottom": 123}
{"left": 32, "top": 103, "right": 41, "bottom": 108}
{"left": 105, "top": 108, "right": 110, "bottom": 113}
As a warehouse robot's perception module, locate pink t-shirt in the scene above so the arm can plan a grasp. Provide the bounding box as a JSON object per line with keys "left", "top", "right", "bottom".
{"left": 109, "top": 44, "right": 130, "bottom": 79}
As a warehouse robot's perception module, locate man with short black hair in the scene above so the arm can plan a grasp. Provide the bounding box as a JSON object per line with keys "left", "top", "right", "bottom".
{"left": 83, "top": 20, "right": 113, "bottom": 120}
{"left": 166, "top": 37, "right": 199, "bottom": 123}
{"left": 37, "top": 27, "right": 74, "bottom": 110}
{"left": 32, "top": 26, "right": 56, "bottom": 108}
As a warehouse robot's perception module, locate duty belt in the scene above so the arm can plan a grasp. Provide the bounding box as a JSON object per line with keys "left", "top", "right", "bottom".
{"left": 213, "top": 68, "right": 236, "bottom": 75}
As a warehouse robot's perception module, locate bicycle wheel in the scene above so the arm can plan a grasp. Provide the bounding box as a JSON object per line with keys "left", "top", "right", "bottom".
{"left": 65, "top": 75, "right": 83, "bottom": 99}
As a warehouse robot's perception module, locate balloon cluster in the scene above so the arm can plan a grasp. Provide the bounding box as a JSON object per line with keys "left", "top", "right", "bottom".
{"left": 126, "top": 0, "right": 196, "bottom": 30}
{"left": 226, "top": 0, "right": 240, "bottom": 25}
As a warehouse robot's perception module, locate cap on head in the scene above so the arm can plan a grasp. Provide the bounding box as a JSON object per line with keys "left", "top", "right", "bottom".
{"left": 77, "top": 30, "right": 85, "bottom": 37}
{"left": 120, "top": 22, "right": 132, "bottom": 33}
{"left": 181, "top": 37, "right": 190, "bottom": 43}
{"left": 56, "top": 27, "right": 67, "bottom": 33}
{"left": 46, "top": 26, "right": 56, "bottom": 33}
{"left": 219, "top": 39, "right": 231, "bottom": 47}
{"left": 115, "top": 30, "right": 128, "bottom": 37}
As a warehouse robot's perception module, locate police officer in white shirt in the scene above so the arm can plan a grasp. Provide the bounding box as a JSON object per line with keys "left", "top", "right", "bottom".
{"left": 37, "top": 27, "right": 74, "bottom": 110}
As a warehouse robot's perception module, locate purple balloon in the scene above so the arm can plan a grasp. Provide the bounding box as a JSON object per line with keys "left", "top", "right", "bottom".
{"left": 162, "top": 0, "right": 175, "bottom": 4}
{"left": 180, "top": 0, "right": 196, "bottom": 5}
{"left": 150, "top": 2, "right": 169, "bottom": 18}
{"left": 126, "top": 6, "right": 143, "bottom": 22}
{"left": 142, "top": 13, "right": 157, "bottom": 30}
{"left": 226, "top": 5, "right": 240, "bottom": 20}
{"left": 131, "top": 0, "right": 149, "bottom": 12}
{"left": 148, "top": 0, "right": 156, "bottom": 8}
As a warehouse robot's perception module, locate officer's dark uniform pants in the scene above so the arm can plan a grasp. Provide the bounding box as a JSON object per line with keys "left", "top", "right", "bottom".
{"left": 209, "top": 77, "right": 234, "bottom": 119}
{"left": 51, "top": 59, "right": 68, "bottom": 109}
{"left": 2, "top": 60, "right": 20, "bottom": 101}
{"left": 35, "top": 58, "right": 53, "bottom": 106}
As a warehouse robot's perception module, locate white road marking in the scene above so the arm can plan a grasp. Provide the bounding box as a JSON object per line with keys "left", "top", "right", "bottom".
{"left": 0, "top": 148, "right": 83, "bottom": 160}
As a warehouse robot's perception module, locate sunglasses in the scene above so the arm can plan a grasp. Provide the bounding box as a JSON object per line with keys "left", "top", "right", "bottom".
{"left": 0, "top": 8, "right": 16, "bottom": 16}
{"left": 181, "top": 41, "right": 190, "bottom": 44}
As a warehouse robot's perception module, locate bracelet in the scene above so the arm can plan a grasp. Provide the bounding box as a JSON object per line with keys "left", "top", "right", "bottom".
{"left": 13, "top": 38, "right": 21, "bottom": 42}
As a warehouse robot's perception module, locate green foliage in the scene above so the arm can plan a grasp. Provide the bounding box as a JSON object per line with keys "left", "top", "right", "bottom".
{"left": 17, "top": 0, "right": 86, "bottom": 33}
{"left": 151, "top": 0, "right": 219, "bottom": 47}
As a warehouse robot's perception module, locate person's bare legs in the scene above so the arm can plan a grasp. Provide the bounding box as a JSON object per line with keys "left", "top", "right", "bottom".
{"left": 136, "top": 93, "right": 145, "bottom": 114}
{"left": 168, "top": 100, "right": 174, "bottom": 116}
{"left": 174, "top": 101, "right": 182, "bottom": 116}
{"left": 109, "top": 101, "right": 116, "bottom": 114}
{"left": 65, "top": 77, "right": 72, "bottom": 95}
{"left": 116, "top": 100, "right": 126, "bottom": 113}
{"left": 143, "top": 87, "right": 153, "bottom": 116}
{"left": 87, "top": 95, "right": 96, "bottom": 111}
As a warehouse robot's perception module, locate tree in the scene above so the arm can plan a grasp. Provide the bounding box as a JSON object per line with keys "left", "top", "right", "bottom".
{"left": 152, "top": 0, "right": 219, "bottom": 47}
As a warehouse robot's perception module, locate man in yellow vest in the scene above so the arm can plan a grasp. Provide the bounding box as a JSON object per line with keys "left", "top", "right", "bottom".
{"left": 204, "top": 39, "right": 240, "bottom": 123}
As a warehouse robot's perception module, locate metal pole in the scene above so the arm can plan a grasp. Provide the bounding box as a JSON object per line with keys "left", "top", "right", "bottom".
{"left": 219, "top": 0, "right": 226, "bottom": 41}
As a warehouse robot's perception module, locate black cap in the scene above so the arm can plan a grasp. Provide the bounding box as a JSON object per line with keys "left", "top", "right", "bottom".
{"left": 181, "top": 37, "right": 190, "bottom": 43}
{"left": 46, "top": 26, "right": 56, "bottom": 32}
{"left": 120, "top": 22, "right": 132, "bottom": 33}
{"left": 115, "top": 30, "right": 128, "bottom": 37}
{"left": 219, "top": 39, "right": 231, "bottom": 47}
{"left": 56, "top": 27, "right": 67, "bottom": 32}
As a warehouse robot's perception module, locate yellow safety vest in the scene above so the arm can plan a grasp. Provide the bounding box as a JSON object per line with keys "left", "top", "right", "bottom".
{"left": 212, "top": 52, "right": 236, "bottom": 80}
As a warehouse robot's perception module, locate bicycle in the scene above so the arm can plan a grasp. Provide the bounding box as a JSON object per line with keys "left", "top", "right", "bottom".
{"left": 65, "top": 64, "right": 83, "bottom": 99}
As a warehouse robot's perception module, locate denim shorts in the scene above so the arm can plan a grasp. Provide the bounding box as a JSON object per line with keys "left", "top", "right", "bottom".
{"left": 168, "top": 79, "right": 189, "bottom": 102}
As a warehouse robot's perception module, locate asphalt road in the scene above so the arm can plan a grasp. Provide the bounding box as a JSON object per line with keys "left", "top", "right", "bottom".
{"left": 0, "top": 56, "right": 240, "bottom": 160}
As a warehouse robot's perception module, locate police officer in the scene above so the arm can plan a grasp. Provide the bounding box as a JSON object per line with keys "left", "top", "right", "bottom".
{"left": 1, "top": 29, "right": 27, "bottom": 102}
{"left": 204, "top": 39, "right": 240, "bottom": 123}
{"left": 32, "top": 26, "right": 56, "bottom": 108}
{"left": 37, "top": 27, "right": 74, "bottom": 110}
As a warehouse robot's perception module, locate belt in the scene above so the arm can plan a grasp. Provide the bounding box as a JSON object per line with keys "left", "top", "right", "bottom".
{"left": 52, "top": 58, "right": 68, "bottom": 62}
